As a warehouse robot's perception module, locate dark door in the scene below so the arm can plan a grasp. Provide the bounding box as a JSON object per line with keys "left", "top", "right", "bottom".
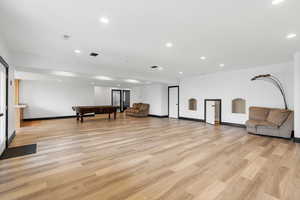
{"left": 123, "top": 90, "right": 130, "bottom": 111}
{"left": 111, "top": 90, "right": 122, "bottom": 112}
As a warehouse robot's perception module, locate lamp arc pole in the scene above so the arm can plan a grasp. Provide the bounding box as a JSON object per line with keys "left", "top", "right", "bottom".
{"left": 251, "top": 74, "right": 288, "bottom": 110}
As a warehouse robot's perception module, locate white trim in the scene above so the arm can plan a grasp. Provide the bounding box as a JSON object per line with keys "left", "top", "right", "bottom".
{"left": 0, "top": 140, "right": 5, "bottom": 156}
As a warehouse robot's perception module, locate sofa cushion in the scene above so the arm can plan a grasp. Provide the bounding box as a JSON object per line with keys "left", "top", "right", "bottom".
{"left": 246, "top": 120, "right": 260, "bottom": 128}
{"left": 132, "top": 103, "right": 141, "bottom": 109}
{"left": 246, "top": 120, "right": 278, "bottom": 128}
{"left": 249, "top": 107, "right": 270, "bottom": 121}
{"left": 140, "top": 104, "right": 149, "bottom": 111}
{"left": 267, "top": 109, "right": 290, "bottom": 126}
{"left": 126, "top": 108, "right": 139, "bottom": 113}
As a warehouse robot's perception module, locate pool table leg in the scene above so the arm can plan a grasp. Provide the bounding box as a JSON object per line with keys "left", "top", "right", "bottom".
{"left": 76, "top": 113, "right": 80, "bottom": 121}
{"left": 114, "top": 111, "right": 116, "bottom": 120}
{"left": 80, "top": 114, "right": 84, "bottom": 123}
{"left": 109, "top": 113, "right": 111, "bottom": 119}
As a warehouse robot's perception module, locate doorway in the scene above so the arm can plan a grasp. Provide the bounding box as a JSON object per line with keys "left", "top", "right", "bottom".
{"left": 111, "top": 89, "right": 122, "bottom": 112}
{"left": 204, "top": 99, "right": 222, "bottom": 125}
{"left": 0, "top": 57, "right": 8, "bottom": 155}
{"left": 123, "top": 90, "right": 130, "bottom": 111}
{"left": 111, "top": 89, "right": 131, "bottom": 112}
{"left": 168, "top": 86, "right": 179, "bottom": 119}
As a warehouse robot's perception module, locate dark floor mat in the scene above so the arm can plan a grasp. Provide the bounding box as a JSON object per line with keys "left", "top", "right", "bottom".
{"left": 0, "top": 144, "right": 37, "bottom": 160}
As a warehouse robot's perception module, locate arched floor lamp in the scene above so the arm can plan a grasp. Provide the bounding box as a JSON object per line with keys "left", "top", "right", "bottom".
{"left": 251, "top": 74, "right": 288, "bottom": 110}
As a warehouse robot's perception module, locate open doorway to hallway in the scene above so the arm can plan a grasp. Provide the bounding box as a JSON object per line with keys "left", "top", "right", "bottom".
{"left": 123, "top": 90, "right": 130, "bottom": 111}
{"left": 111, "top": 89, "right": 121, "bottom": 112}
{"left": 111, "top": 89, "right": 131, "bottom": 112}
{"left": 204, "top": 99, "right": 222, "bottom": 125}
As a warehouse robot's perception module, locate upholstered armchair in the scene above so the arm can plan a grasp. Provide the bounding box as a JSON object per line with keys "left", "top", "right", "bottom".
{"left": 125, "top": 103, "right": 150, "bottom": 117}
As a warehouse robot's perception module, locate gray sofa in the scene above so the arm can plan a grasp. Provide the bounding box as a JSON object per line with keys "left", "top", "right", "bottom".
{"left": 246, "top": 107, "right": 294, "bottom": 139}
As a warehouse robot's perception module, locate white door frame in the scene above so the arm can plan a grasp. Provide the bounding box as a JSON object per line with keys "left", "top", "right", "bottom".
{"left": 204, "top": 99, "right": 222, "bottom": 124}
{"left": 168, "top": 86, "right": 179, "bottom": 118}
{"left": 0, "top": 56, "right": 9, "bottom": 155}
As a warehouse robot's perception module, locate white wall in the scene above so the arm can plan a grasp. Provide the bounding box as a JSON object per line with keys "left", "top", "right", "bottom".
{"left": 19, "top": 83, "right": 133, "bottom": 119}
{"left": 294, "top": 52, "right": 300, "bottom": 138}
{"left": 131, "top": 87, "right": 143, "bottom": 104}
{"left": 94, "top": 86, "right": 111, "bottom": 105}
{"left": 94, "top": 86, "right": 132, "bottom": 106}
{"left": 20, "top": 80, "right": 95, "bottom": 119}
{"left": 131, "top": 84, "right": 168, "bottom": 116}
{"left": 180, "top": 63, "right": 294, "bottom": 124}
{"left": 0, "top": 35, "right": 15, "bottom": 154}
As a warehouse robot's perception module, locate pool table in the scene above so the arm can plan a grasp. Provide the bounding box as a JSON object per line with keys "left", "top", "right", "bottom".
{"left": 72, "top": 106, "right": 118, "bottom": 122}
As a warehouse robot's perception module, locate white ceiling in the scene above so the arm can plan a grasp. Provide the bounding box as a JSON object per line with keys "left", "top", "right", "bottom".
{"left": 14, "top": 67, "right": 152, "bottom": 88}
{"left": 0, "top": 0, "right": 299, "bottom": 84}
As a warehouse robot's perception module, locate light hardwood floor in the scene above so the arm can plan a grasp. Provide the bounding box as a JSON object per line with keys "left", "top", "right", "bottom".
{"left": 0, "top": 114, "right": 299, "bottom": 200}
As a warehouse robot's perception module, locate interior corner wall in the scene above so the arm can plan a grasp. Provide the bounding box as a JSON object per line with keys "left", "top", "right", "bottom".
{"left": 294, "top": 52, "right": 300, "bottom": 138}
{"left": 131, "top": 84, "right": 168, "bottom": 116}
{"left": 180, "top": 62, "right": 294, "bottom": 125}
{"left": 0, "top": 35, "right": 15, "bottom": 154}
{"left": 94, "top": 86, "right": 132, "bottom": 106}
{"left": 94, "top": 86, "right": 111, "bottom": 105}
{"left": 130, "top": 87, "right": 143, "bottom": 104}
{"left": 20, "top": 80, "right": 95, "bottom": 119}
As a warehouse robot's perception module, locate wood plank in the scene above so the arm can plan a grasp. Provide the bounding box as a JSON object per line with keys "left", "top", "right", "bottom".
{"left": 0, "top": 114, "right": 299, "bottom": 200}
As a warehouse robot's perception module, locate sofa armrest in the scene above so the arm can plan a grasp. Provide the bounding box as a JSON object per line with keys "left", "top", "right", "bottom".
{"left": 278, "top": 112, "right": 294, "bottom": 138}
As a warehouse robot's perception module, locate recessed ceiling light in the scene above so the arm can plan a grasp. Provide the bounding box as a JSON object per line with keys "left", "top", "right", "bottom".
{"left": 117, "top": 84, "right": 121, "bottom": 87}
{"left": 99, "top": 17, "right": 109, "bottom": 24}
{"left": 74, "top": 49, "right": 81, "bottom": 54}
{"left": 125, "top": 79, "right": 140, "bottom": 83}
{"left": 200, "top": 56, "right": 206, "bottom": 60}
{"left": 179, "top": 72, "right": 183, "bottom": 74}
{"left": 286, "top": 33, "right": 297, "bottom": 39}
{"left": 219, "top": 64, "right": 225, "bottom": 67}
{"left": 53, "top": 71, "right": 77, "bottom": 77}
{"left": 272, "top": 0, "right": 285, "bottom": 5}
{"left": 95, "top": 76, "right": 113, "bottom": 81}
{"left": 165, "top": 42, "right": 173, "bottom": 48}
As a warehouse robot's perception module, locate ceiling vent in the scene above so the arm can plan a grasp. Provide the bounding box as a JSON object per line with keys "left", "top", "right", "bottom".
{"left": 63, "top": 34, "right": 71, "bottom": 40}
{"left": 90, "top": 52, "right": 99, "bottom": 57}
{"left": 150, "top": 66, "right": 163, "bottom": 71}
